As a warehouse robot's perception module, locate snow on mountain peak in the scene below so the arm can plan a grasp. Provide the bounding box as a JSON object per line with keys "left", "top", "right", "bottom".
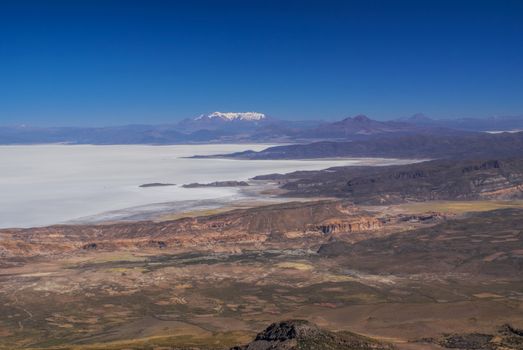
{"left": 196, "top": 112, "right": 266, "bottom": 121}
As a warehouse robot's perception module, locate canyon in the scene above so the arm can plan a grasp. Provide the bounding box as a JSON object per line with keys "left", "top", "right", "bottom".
{"left": 0, "top": 201, "right": 384, "bottom": 259}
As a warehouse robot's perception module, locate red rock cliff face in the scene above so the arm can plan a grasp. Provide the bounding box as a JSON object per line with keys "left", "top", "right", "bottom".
{"left": 309, "top": 218, "right": 382, "bottom": 235}
{"left": 0, "top": 201, "right": 382, "bottom": 258}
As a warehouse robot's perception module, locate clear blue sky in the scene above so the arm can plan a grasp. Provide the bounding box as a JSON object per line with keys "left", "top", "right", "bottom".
{"left": 0, "top": 0, "right": 522, "bottom": 126}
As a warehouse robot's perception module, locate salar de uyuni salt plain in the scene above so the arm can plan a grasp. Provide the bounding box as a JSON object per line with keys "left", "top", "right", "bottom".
{"left": 0, "top": 144, "right": 411, "bottom": 228}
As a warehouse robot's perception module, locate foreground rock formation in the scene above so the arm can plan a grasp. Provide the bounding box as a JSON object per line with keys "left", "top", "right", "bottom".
{"left": 231, "top": 320, "right": 394, "bottom": 350}
{"left": 421, "top": 324, "right": 523, "bottom": 349}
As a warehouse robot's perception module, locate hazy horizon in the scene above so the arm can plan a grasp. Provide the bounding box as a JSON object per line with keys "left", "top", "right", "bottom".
{"left": 2, "top": 111, "right": 523, "bottom": 128}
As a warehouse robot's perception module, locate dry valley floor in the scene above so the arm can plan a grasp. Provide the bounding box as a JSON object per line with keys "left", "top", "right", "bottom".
{"left": 0, "top": 200, "right": 522, "bottom": 349}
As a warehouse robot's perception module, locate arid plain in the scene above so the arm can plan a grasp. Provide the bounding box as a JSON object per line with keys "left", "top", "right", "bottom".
{"left": 1, "top": 195, "right": 522, "bottom": 350}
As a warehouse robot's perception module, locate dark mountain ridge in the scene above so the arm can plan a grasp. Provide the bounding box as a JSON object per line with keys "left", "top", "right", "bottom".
{"left": 210, "top": 131, "right": 523, "bottom": 160}
{"left": 253, "top": 158, "right": 523, "bottom": 204}
{"left": 401, "top": 114, "right": 523, "bottom": 132}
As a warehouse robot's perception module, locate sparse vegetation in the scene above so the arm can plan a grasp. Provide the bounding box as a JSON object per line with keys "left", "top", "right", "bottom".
{"left": 1, "top": 208, "right": 522, "bottom": 349}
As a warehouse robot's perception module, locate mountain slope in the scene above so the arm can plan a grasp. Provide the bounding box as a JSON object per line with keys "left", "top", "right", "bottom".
{"left": 254, "top": 158, "right": 523, "bottom": 204}
{"left": 299, "top": 114, "right": 444, "bottom": 139}
{"left": 318, "top": 208, "right": 523, "bottom": 277}
{"left": 0, "top": 200, "right": 381, "bottom": 257}
{"left": 210, "top": 132, "right": 523, "bottom": 160}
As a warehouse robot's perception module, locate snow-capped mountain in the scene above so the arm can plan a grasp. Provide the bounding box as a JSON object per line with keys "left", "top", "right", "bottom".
{"left": 176, "top": 111, "right": 269, "bottom": 133}
{"left": 195, "top": 112, "right": 266, "bottom": 122}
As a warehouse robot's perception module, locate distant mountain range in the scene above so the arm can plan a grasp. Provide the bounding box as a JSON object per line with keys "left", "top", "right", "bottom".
{"left": 296, "top": 114, "right": 467, "bottom": 139}
{"left": 0, "top": 112, "right": 522, "bottom": 145}
{"left": 399, "top": 113, "right": 523, "bottom": 132}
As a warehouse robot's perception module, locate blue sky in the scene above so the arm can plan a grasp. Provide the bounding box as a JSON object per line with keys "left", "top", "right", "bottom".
{"left": 0, "top": 0, "right": 522, "bottom": 126}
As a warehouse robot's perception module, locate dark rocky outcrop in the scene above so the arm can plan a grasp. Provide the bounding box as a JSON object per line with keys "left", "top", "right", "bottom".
{"left": 82, "top": 243, "right": 98, "bottom": 250}
{"left": 437, "top": 333, "right": 494, "bottom": 349}
{"left": 396, "top": 212, "right": 446, "bottom": 223}
{"left": 497, "top": 324, "right": 523, "bottom": 350}
{"left": 422, "top": 323, "right": 523, "bottom": 349}
{"left": 147, "top": 240, "right": 167, "bottom": 249}
{"left": 182, "top": 181, "right": 249, "bottom": 188}
{"left": 231, "top": 320, "right": 394, "bottom": 350}
{"left": 499, "top": 324, "right": 523, "bottom": 338}
{"left": 317, "top": 241, "right": 352, "bottom": 257}
{"left": 139, "top": 183, "right": 175, "bottom": 188}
